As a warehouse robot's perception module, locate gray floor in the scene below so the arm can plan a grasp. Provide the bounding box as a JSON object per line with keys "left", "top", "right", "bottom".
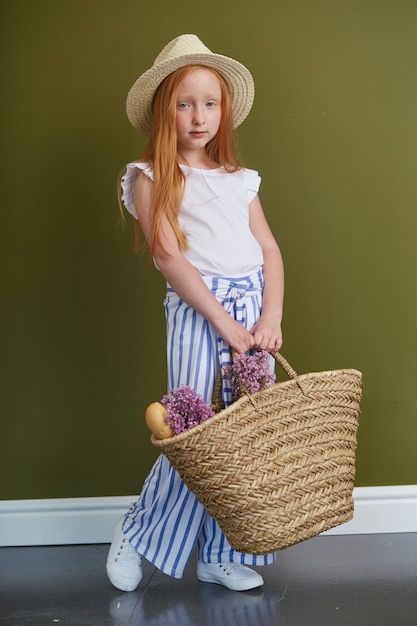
{"left": 0, "top": 534, "right": 416, "bottom": 625}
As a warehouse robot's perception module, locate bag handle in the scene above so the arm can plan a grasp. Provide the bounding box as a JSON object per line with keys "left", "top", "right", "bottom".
{"left": 271, "top": 350, "right": 300, "bottom": 381}
{"left": 212, "top": 350, "right": 305, "bottom": 412}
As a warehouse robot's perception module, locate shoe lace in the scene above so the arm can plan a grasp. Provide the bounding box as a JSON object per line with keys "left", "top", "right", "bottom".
{"left": 218, "top": 562, "right": 245, "bottom": 576}
{"left": 114, "top": 537, "right": 140, "bottom": 568}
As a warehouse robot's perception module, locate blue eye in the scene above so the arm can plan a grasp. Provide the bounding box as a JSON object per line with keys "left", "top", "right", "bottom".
{"left": 206, "top": 102, "right": 215, "bottom": 108}
{"left": 178, "top": 103, "right": 189, "bottom": 109}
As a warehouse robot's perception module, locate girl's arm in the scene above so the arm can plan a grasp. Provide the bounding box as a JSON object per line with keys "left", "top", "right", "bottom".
{"left": 134, "top": 172, "right": 255, "bottom": 354}
{"left": 248, "top": 194, "right": 284, "bottom": 352}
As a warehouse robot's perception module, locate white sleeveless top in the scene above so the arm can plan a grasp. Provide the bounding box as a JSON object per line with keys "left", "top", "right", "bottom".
{"left": 121, "top": 162, "right": 264, "bottom": 278}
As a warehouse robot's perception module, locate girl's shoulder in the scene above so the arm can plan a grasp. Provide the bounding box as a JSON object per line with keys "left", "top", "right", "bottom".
{"left": 240, "top": 166, "right": 261, "bottom": 192}
{"left": 239, "top": 167, "right": 261, "bottom": 202}
{"left": 226, "top": 166, "right": 262, "bottom": 196}
{"left": 123, "top": 161, "right": 154, "bottom": 180}
{"left": 121, "top": 161, "right": 153, "bottom": 219}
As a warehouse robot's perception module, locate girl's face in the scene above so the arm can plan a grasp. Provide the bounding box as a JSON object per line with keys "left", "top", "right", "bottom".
{"left": 175, "top": 67, "right": 222, "bottom": 162}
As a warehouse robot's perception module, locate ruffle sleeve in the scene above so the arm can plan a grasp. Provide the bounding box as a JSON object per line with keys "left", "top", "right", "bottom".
{"left": 243, "top": 168, "right": 261, "bottom": 203}
{"left": 120, "top": 162, "right": 153, "bottom": 219}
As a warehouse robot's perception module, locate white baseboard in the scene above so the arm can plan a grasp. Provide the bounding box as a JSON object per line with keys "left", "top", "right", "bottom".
{"left": 1, "top": 486, "right": 416, "bottom": 547}
{"left": 322, "top": 484, "right": 417, "bottom": 536}
{"left": 0, "top": 496, "right": 135, "bottom": 547}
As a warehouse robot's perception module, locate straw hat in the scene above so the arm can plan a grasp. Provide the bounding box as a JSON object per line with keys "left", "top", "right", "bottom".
{"left": 126, "top": 34, "right": 255, "bottom": 136}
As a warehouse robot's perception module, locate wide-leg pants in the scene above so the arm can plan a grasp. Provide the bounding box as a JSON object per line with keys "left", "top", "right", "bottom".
{"left": 123, "top": 270, "right": 276, "bottom": 578}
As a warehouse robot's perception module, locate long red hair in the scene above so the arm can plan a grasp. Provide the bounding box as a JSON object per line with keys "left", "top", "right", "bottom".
{"left": 129, "top": 65, "right": 242, "bottom": 256}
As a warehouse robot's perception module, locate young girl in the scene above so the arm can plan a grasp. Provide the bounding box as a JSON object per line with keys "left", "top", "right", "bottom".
{"left": 107, "top": 34, "right": 284, "bottom": 593}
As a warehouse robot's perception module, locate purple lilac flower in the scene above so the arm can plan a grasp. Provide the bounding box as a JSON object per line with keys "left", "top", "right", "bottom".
{"left": 224, "top": 351, "right": 276, "bottom": 399}
{"left": 161, "top": 386, "right": 215, "bottom": 435}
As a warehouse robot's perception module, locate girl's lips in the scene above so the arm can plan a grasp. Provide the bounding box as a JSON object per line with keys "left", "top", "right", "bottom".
{"left": 190, "top": 131, "right": 207, "bottom": 137}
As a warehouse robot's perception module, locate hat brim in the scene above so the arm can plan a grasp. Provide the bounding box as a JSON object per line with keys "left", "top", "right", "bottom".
{"left": 126, "top": 52, "right": 254, "bottom": 136}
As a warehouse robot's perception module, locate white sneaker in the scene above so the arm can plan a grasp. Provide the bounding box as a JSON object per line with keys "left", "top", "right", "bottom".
{"left": 197, "top": 561, "right": 264, "bottom": 592}
{"left": 106, "top": 517, "right": 142, "bottom": 592}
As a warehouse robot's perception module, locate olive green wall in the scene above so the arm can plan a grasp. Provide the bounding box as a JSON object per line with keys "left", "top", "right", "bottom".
{"left": 1, "top": 0, "right": 416, "bottom": 500}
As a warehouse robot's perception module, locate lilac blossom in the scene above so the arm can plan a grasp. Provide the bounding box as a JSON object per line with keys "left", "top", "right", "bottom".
{"left": 161, "top": 386, "right": 215, "bottom": 435}
{"left": 224, "top": 351, "right": 276, "bottom": 399}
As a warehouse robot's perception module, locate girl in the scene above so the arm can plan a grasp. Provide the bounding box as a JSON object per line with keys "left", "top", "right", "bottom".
{"left": 107, "top": 34, "right": 284, "bottom": 593}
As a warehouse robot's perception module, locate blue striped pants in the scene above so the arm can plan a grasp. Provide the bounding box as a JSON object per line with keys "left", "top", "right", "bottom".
{"left": 123, "top": 270, "right": 276, "bottom": 578}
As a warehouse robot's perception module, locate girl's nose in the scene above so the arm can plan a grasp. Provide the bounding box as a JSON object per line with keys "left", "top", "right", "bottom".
{"left": 193, "top": 108, "right": 205, "bottom": 125}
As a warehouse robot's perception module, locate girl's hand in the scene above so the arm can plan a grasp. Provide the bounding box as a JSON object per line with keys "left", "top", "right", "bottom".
{"left": 215, "top": 316, "right": 255, "bottom": 354}
{"left": 250, "top": 316, "right": 283, "bottom": 353}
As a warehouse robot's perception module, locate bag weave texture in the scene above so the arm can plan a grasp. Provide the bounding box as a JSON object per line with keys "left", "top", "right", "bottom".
{"left": 152, "top": 352, "right": 362, "bottom": 554}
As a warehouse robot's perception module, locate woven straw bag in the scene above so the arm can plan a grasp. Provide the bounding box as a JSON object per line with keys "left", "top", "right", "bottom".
{"left": 152, "top": 352, "right": 362, "bottom": 555}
